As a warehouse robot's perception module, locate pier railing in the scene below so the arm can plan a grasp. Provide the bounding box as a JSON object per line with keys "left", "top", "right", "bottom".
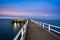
{"left": 13, "top": 20, "right": 28, "bottom": 40}
{"left": 31, "top": 19, "right": 60, "bottom": 35}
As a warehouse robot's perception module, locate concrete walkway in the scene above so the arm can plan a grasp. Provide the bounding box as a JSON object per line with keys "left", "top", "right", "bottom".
{"left": 26, "top": 20, "right": 58, "bottom": 40}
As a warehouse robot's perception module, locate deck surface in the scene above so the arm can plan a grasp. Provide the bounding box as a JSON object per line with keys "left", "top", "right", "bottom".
{"left": 26, "top": 20, "right": 58, "bottom": 40}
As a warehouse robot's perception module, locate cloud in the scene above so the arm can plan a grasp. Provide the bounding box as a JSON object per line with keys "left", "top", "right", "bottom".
{"left": 0, "top": 10, "right": 35, "bottom": 16}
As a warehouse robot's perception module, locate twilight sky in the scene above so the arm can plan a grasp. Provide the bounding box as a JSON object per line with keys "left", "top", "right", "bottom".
{"left": 0, "top": 0, "right": 60, "bottom": 19}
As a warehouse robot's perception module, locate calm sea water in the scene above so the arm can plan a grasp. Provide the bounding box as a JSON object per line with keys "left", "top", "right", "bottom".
{"left": 0, "top": 19, "right": 23, "bottom": 40}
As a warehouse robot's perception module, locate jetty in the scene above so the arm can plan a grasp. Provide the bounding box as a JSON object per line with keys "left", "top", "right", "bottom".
{"left": 13, "top": 19, "right": 60, "bottom": 40}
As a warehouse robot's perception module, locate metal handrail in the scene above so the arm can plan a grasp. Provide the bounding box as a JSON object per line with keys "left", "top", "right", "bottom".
{"left": 13, "top": 20, "right": 28, "bottom": 40}
{"left": 31, "top": 19, "right": 60, "bottom": 35}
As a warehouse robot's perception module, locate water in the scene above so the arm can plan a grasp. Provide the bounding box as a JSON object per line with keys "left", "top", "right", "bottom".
{"left": 33, "top": 19, "right": 60, "bottom": 27}
{"left": 0, "top": 19, "right": 23, "bottom": 40}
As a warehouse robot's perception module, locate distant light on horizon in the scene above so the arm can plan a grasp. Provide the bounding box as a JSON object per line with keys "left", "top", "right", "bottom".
{"left": 45, "top": 14, "right": 48, "bottom": 17}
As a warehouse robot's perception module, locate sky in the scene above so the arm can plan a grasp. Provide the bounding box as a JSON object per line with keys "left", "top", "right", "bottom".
{"left": 0, "top": 0, "right": 60, "bottom": 19}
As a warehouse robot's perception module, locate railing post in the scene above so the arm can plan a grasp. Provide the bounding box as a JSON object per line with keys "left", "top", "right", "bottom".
{"left": 48, "top": 25, "right": 50, "bottom": 31}
{"left": 43, "top": 23, "right": 44, "bottom": 28}
{"left": 40, "top": 22, "right": 41, "bottom": 25}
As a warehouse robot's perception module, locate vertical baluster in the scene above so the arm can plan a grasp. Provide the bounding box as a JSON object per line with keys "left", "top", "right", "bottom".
{"left": 48, "top": 25, "right": 50, "bottom": 31}
{"left": 40, "top": 22, "right": 41, "bottom": 25}
{"left": 43, "top": 23, "right": 44, "bottom": 28}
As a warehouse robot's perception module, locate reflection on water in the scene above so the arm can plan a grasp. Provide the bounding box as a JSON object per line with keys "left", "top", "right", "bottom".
{"left": 17, "top": 23, "right": 20, "bottom": 26}
{"left": 14, "top": 23, "right": 17, "bottom": 29}
{"left": 13, "top": 23, "right": 20, "bottom": 29}
{"left": 0, "top": 19, "right": 24, "bottom": 40}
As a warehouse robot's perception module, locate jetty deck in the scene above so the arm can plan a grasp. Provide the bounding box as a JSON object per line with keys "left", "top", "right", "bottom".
{"left": 26, "top": 20, "right": 59, "bottom": 40}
